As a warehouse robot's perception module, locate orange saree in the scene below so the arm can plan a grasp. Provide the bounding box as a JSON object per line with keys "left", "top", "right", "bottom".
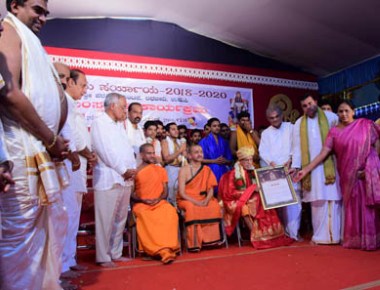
{"left": 177, "top": 165, "right": 222, "bottom": 251}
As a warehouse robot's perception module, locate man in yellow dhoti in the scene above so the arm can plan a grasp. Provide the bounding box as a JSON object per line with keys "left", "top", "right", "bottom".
{"left": 133, "top": 143, "right": 180, "bottom": 264}
{"left": 177, "top": 145, "right": 223, "bottom": 251}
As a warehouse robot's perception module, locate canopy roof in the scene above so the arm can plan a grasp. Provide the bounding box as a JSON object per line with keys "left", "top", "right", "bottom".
{"left": 2, "top": 0, "right": 379, "bottom": 76}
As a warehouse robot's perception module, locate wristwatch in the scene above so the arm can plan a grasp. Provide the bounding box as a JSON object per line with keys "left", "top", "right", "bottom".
{"left": 249, "top": 130, "right": 254, "bottom": 134}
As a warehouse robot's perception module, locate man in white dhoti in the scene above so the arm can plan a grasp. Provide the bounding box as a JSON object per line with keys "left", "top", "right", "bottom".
{"left": 161, "top": 122, "right": 187, "bottom": 206}
{"left": 0, "top": 72, "right": 15, "bottom": 239}
{"left": 126, "top": 102, "right": 146, "bottom": 165}
{"left": 259, "top": 105, "right": 302, "bottom": 240}
{"left": 91, "top": 93, "right": 136, "bottom": 268}
{"left": 292, "top": 94, "right": 341, "bottom": 244}
{"left": 0, "top": 1, "right": 70, "bottom": 289}
{"left": 55, "top": 64, "right": 94, "bottom": 277}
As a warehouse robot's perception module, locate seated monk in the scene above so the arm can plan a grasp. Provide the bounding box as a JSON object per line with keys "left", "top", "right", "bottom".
{"left": 219, "top": 146, "right": 293, "bottom": 249}
{"left": 177, "top": 145, "right": 223, "bottom": 251}
{"left": 132, "top": 144, "right": 180, "bottom": 264}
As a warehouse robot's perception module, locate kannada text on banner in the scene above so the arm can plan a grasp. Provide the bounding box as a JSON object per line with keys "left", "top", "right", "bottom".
{"left": 78, "top": 76, "right": 254, "bottom": 129}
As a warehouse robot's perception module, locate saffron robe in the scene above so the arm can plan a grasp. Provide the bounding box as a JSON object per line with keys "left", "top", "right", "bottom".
{"left": 177, "top": 165, "right": 222, "bottom": 250}
{"left": 133, "top": 164, "right": 179, "bottom": 261}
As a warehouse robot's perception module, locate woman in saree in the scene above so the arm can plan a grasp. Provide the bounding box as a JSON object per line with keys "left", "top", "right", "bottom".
{"left": 296, "top": 100, "right": 380, "bottom": 250}
{"left": 219, "top": 146, "right": 293, "bottom": 249}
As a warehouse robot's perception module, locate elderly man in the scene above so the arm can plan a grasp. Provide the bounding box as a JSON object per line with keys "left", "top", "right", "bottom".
{"left": 0, "top": 1, "right": 70, "bottom": 289}
{"left": 292, "top": 94, "right": 341, "bottom": 244}
{"left": 91, "top": 93, "right": 136, "bottom": 268}
{"left": 259, "top": 104, "right": 302, "bottom": 240}
{"left": 219, "top": 147, "right": 293, "bottom": 249}
{"left": 132, "top": 143, "right": 179, "bottom": 264}
{"left": 126, "top": 102, "right": 146, "bottom": 165}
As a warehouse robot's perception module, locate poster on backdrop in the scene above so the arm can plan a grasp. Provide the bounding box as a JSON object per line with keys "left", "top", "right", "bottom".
{"left": 78, "top": 75, "right": 254, "bottom": 129}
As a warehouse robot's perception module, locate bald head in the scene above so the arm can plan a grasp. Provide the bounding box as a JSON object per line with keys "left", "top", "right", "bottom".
{"left": 54, "top": 62, "right": 70, "bottom": 90}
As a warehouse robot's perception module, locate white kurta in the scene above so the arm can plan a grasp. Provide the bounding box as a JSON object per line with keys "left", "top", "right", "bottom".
{"left": 126, "top": 119, "right": 146, "bottom": 166}
{"left": 91, "top": 113, "right": 136, "bottom": 262}
{"left": 61, "top": 93, "right": 87, "bottom": 273}
{"left": 74, "top": 100, "right": 92, "bottom": 193}
{"left": 292, "top": 112, "right": 341, "bottom": 202}
{"left": 164, "top": 137, "right": 182, "bottom": 206}
{"left": 259, "top": 122, "right": 302, "bottom": 240}
{"left": 292, "top": 111, "right": 342, "bottom": 244}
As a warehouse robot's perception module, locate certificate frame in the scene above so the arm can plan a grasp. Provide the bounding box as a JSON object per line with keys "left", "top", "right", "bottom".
{"left": 254, "top": 165, "right": 298, "bottom": 210}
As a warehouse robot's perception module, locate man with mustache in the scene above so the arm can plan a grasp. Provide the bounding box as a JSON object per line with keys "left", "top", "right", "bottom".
{"left": 0, "top": 0, "right": 70, "bottom": 289}
{"left": 292, "top": 94, "right": 341, "bottom": 245}
{"left": 126, "top": 102, "right": 146, "bottom": 165}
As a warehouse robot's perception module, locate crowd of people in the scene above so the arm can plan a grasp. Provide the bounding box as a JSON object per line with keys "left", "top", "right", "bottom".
{"left": 0, "top": 1, "right": 379, "bottom": 290}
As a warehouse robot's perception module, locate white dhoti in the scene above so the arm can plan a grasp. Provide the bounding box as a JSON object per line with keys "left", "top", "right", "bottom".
{"left": 1, "top": 12, "right": 70, "bottom": 290}
{"left": 0, "top": 158, "right": 67, "bottom": 290}
{"left": 94, "top": 184, "right": 132, "bottom": 263}
{"left": 293, "top": 112, "right": 342, "bottom": 244}
{"left": 277, "top": 187, "right": 302, "bottom": 240}
{"left": 165, "top": 165, "right": 180, "bottom": 206}
{"left": 61, "top": 160, "right": 84, "bottom": 272}
{"left": 310, "top": 200, "right": 341, "bottom": 244}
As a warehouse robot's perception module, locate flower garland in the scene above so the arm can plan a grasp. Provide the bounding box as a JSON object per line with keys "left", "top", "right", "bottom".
{"left": 234, "top": 162, "right": 247, "bottom": 190}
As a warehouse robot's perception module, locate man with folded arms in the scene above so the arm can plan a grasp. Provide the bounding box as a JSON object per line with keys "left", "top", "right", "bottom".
{"left": 91, "top": 93, "right": 136, "bottom": 268}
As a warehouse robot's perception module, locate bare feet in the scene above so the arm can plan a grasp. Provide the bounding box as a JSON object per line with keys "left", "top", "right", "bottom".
{"left": 70, "top": 264, "right": 88, "bottom": 271}
{"left": 61, "top": 270, "right": 81, "bottom": 279}
{"left": 99, "top": 261, "right": 117, "bottom": 268}
{"left": 112, "top": 257, "right": 132, "bottom": 262}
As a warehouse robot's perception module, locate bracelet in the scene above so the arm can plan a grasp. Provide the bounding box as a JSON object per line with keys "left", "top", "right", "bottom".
{"left": 46, "top": 134, "right": 57, "bottom": 149}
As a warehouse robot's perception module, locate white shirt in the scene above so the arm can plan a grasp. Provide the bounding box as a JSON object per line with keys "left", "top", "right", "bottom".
{"left": 259, "top": 122, "right": 294, "bottom": 166}
{"left": 0, "top": 124, "right": 9, "bottom": 163}
{"left": 73, "top": 97, "right": 92, "bottom": 193}
{"left": 125, "top": 119, "right": 145, "bottom": 165}
{"left": 91, "top": 113, "right": 136, "bottom": 191}
{"left": 259, "top": 122, "right": 300, "bottom": 191}
{"left": 292, "top": 111, "right": 341, "bottom": 202}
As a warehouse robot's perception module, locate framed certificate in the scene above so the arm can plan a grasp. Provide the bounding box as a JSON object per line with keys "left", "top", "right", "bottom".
{"left": 254, "top": 166, "right": 298, "bottom": 210}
